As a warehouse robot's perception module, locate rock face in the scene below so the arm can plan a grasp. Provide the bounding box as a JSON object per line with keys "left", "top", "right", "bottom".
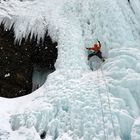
{"left": 0, "top": 25, "right": 57, "bottom": 98}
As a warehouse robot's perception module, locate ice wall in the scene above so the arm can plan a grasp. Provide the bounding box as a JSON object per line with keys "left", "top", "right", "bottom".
{"left": 0, "top": 0, "right": 140, "bottom": 139}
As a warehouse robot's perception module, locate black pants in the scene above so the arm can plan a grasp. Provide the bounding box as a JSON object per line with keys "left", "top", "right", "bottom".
{"left": 88, "top": 50, "right": 103, "bottom": 60}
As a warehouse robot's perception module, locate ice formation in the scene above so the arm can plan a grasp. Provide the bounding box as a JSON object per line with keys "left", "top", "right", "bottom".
{"left": 0, "top": 0, "right": 140, "bottom": 139}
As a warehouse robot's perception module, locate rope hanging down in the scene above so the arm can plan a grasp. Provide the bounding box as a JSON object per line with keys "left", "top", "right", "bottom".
{"left": 96, "top": 68, "right": 108, "bottom": 140}
{"left": 99, "top": 65, "right": 117, "bottom": 140}
{"left": 95, "top": 63, "right": 117, "bottom": 140}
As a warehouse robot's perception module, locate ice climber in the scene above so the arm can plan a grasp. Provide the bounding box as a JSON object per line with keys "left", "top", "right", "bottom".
{"left": 86, "top": 40, "right": 105, "bottom": 62}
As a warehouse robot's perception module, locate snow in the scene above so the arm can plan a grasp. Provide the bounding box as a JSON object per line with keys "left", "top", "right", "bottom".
{"left": 0, "top": 0, "right": 140, "bottom": 139}
{"left": 4, "top": 73, "right": 10, "bottom": 77}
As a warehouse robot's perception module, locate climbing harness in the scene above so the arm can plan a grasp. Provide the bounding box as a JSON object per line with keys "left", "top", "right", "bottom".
{"left": 96, "top": 63, "right": 117, "bottom": 140}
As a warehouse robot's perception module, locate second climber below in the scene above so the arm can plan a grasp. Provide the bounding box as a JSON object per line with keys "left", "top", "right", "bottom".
{"left": 86, "top": 40, "right": 105, "bottom": 62}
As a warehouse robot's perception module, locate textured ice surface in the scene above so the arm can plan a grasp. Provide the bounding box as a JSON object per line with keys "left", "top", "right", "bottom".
{"left": 0, "top": 0, "right": 140, "bottom": 139}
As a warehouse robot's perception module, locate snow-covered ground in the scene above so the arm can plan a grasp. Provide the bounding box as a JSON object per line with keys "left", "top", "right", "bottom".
{"left": 0, "top": 0, "right": 140, "bottom": 139}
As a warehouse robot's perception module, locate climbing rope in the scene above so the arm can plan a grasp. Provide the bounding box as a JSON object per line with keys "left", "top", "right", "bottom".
{"left": 90, "top": 59, "right": 117, "bottom": 139}
{"left": 99, "top": 64, "right": 117, "bottom": 140}
{"left": 96, "top": 64, "right": 107, "bottom": 140}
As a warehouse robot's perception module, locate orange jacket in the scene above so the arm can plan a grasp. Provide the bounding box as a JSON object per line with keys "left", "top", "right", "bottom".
{"left": 87, "top": 43, "right": 101, "bottom": 52}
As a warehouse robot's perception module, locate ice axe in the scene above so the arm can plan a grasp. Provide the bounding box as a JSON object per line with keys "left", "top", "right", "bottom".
{"left": 97, "top": 40, "right": 101, "bottom": 44}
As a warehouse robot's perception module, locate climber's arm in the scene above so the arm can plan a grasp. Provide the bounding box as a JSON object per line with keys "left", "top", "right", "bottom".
{"left": 86, "top": 47, "right": 93, "bottom": 50}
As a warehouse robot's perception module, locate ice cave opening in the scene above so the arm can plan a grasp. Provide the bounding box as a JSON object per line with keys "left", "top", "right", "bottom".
{"left": 0, "top": 24, "right": 58, "bottom": 98}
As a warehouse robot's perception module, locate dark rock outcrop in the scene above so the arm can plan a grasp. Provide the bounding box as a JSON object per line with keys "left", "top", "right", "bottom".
{"left": 0, "top": 25, "right": 57, "bottom": 98}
